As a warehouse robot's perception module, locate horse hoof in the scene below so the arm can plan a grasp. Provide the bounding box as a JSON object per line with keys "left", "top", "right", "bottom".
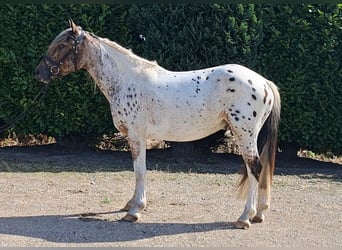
{"left": 251, "top": 215, "right": 264, "bottom": 223}
{"left": 233, "top": 220, "right": 251, "bottom": 229}
{"left": 121, "top": 214, "right": 139, "bottom": 222}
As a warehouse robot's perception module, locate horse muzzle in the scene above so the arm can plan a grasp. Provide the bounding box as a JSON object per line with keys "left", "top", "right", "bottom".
{"left": 34, "top": 64, "right": 52, "bottom": 84}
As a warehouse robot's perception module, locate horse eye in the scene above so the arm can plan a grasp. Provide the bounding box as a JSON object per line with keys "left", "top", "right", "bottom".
{"left": 59, "top": 44, "right": 65, "bottom": 49}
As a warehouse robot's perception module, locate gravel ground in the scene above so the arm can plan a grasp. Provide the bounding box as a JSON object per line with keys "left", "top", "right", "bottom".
{"left": 0, "top": 145, "right": 341, "bottom": 247}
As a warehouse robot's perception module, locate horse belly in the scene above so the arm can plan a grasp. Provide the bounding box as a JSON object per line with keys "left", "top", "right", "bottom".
{"left": 147, "top": 114, "right": 226, "bottom": 142}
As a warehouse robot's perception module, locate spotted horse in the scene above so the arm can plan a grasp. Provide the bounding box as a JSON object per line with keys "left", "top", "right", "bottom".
{"left": 35, "top": 20, "right": 281, "bottom": 229}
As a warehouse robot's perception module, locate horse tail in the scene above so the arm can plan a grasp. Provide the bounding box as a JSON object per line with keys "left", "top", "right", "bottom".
{"left": 258, "top": 80, "right": 281, "bottom": 187}
{"left": 238, "top": 80, "right": 281, "bottom": 199}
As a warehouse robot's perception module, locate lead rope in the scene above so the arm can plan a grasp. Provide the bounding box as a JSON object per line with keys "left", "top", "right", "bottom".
{"left": 0, "top": 84, "right": 48, "bottom": 133}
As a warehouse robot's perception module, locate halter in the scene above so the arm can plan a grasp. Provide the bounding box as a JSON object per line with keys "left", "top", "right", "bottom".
{"left": 43, "top": 30, "right": 85, "bottom": 76}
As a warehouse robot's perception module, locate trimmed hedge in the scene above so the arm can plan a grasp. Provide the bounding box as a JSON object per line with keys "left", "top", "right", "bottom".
{"left": 0, "top": 4, "right": 341, "bottom": 154}
{"left": 255, "top": 4, "right": 341, "bottom": 153}
{"left": 127, "top": 4, "right": 263, "bottom": 70}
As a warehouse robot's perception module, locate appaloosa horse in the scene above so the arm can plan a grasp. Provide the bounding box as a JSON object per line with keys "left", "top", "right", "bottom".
{"left": 35, "top": 20, "right": 281, "bottom": 229}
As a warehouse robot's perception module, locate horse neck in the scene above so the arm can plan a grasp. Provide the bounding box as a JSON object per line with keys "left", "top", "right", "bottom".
{"left": 81, "top": 33, "right": 144, "bottom": 101}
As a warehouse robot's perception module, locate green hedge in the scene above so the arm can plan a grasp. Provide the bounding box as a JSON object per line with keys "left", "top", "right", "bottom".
{"left": 0, "top": 4, "right": 341, "bottom": 154}
{"left": 126, "top": 4, "right": 263, "bottom": 70}
{"left": 255, "top": 4, "right": 341, "bottom": 153}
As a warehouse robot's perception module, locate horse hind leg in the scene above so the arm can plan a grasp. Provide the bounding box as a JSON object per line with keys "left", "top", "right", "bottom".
{"left": 251, "top": 149, "right": 272, "bottom": 223}
{"left": 234, "top": 151, "right": 260, "bottom": 229}
{"left": 234, "top": 137, "right": 271, "bottom": 228}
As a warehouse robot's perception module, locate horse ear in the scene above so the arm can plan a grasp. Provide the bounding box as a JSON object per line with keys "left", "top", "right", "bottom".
{"left": 68, "top": 18, "right": 79, "bottom": 35}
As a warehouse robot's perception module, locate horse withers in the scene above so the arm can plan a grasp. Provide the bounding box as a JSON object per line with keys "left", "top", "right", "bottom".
{"left": 35, "top": 20, "right": 281, "bottom": 229}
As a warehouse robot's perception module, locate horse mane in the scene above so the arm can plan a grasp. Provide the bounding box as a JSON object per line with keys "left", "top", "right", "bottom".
{"left": 89, "top": 32, "right": 159, "bottom": 69}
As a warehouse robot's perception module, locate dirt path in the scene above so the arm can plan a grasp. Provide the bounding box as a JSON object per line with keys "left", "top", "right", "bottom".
{"left": 0, "top": 145, "right": 341, "bottom": 247}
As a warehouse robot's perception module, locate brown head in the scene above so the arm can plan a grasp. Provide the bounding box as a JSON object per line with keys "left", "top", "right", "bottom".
{"left": 35, "top": 19, "right": 86, "bottom": 83}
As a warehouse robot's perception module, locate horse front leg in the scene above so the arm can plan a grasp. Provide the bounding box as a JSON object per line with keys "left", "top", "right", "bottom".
{"left": 121, "top": 137, "right": 147, "bottom": 222}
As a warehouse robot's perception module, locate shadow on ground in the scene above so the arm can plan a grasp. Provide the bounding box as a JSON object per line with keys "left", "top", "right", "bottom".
{"left": 0, "top": 144, "right": 341, "bottom": 182}
{"left": 0, "top": 211, "right": 234, "bottom": 243}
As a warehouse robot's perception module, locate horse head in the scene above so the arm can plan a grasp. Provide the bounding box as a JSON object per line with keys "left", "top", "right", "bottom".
{"left": 35, "top": 19, "right": 85, "bottom": 83}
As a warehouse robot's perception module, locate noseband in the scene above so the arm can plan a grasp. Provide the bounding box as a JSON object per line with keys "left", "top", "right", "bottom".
{"left": 43, "top": 30, "right": 85, "bottom": 76}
